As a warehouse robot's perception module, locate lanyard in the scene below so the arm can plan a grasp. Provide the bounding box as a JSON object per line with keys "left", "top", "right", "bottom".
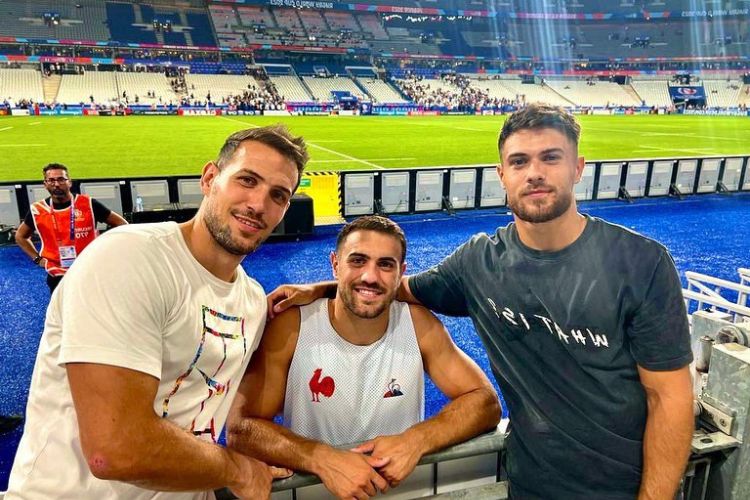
{"left": 50, "top": 195, "right": 76, "bottom": 241}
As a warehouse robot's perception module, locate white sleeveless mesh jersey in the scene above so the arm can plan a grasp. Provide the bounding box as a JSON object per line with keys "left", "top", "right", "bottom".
{"left": 283, "top": 298, "right": 425, "bottom": 446}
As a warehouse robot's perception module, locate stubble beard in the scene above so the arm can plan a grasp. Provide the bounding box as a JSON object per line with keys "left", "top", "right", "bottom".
{"left": 507, "top": 188, "right": 573, "bottom": 224}
{"left": 203, "top": 198, "right": 265, "bottom": 256}
{"left": 339, "top": 284, "right": 396, "bottom": 320}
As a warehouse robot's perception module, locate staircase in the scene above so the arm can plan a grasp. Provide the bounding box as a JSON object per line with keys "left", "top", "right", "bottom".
{"left": 739, "top": 85, "right": 750, "bottom": 106}
{"left": 624, "top": 83, "right": 644, "bottom": 106}
{"left": 42, "top": 74, "right": 62, "bottom": 104}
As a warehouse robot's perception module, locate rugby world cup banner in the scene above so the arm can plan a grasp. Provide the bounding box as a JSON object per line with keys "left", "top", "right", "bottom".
{"left": 668, "top": 86, "right": 706, "bottom": 100}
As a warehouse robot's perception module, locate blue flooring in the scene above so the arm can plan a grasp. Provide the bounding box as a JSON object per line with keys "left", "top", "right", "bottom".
{"left": 0, "top": 193, "right": 748, "bottom": 489}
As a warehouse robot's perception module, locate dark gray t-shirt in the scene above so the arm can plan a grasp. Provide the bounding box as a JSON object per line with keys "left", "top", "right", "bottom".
{"left": 409, "top": 215, "right": 692, "bottom": 499}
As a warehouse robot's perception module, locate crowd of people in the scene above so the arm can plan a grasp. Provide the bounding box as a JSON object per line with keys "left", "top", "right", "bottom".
{"left": 399, "top": 73, "right": 519, "bottom": 111}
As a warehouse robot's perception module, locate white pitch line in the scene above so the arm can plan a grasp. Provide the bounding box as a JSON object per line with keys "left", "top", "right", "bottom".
{"left": 636, "top": 145, "right": 717, "bottom": 154}
{"left": 218, "top": 116, "right": 384, "bottom": 169}
{"left": 307, "top": 143, "right": 385, "bottom": 170}
{"left": 454, "top": 127, "right": 486, "bottom": 131}
{"left": 310, "top": 157, "right": 415, "bottom": 163}
{"left": 219, "top": 116, "right": 261, "bottom": 128}
{"left": 0, "top": 143, "right": 47, "bottom": 147}
{"left": 0, "top": 126, "right": 12, "bottom": 132}
{"left": 28, "top": 122, "right": 41, "bottom": 126}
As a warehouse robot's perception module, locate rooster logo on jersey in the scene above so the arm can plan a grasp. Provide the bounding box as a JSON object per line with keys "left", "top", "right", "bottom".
{"left": 309, "top": 368, "right": 335, "bottom": 402}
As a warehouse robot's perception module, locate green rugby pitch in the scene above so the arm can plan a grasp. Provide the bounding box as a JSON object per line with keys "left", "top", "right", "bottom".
{"left": 0, "top": 114, "right": 748, "bottom": 182}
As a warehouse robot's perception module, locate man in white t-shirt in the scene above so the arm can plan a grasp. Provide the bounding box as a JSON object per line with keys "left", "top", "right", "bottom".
{"left": 226, "top": 216, "right": 501, "bottom": 499}
{"left": 7, "top": 125, "right": 309, "bottom": 500}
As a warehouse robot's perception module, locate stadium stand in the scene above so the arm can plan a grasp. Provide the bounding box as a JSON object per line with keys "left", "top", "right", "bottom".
{"left": 356, "top": 13, "right": 390, "bottom": 40}
{"left": 236, "top": 6, "right": 276, "bottom": 28}
{"left": 545, "top": 79, "right": 641, "bottom": 108}
{"left": 184, "top": 74, "right": 260, "bottom": 102}
{"left": 302, "top": 76, "right": 369, "bottom": 103}
{"left": 117, "top": 71, "right": 177, "bottom": 105}
{"left": 470, "top": 77, "right": 519, "bottom": 102}
{"left": 269, "top": 75, "right": 313, "bottom": 102}
{"left": 490, "top": 78, "right": 573, "bottom": 107}
{"left": 297, "top": 10, "right": 328, "bottom": 34}
{"left": 0, "top": 69, "right": 44, "bottom": 104}
{"left": 273, "top": 9, "right": 306, "bottom": 37}
{"left": 631, "top": 80, "right": 673, "bottom": 108}
{"left": 56, "top": 71, "right": 119, "bottom": 105}
{"left": 0, "top": 0, "right": 109, "bottom": 41}
{"left": 358, "top": 78, "right": 408, "bottom": 104}
{"left": 105, "top": 2, "right": 158, "bottom": 44}
{"left": 703, "top": 80, "right": 743, "bottom": 108}
{"left": 104, "top": 2, "right": 216, "bottom": 46}
{"left": 324, "top": 12, "right": 361, "bottom": 33}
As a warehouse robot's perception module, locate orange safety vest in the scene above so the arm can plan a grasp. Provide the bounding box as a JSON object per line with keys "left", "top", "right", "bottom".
{"left": 30, "top": 194, "right": 98, "bottom": 276}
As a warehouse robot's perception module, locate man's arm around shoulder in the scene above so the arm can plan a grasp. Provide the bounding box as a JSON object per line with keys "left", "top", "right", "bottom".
{"left": 227, "top": 307, "right": 390, "bottom": 499}
{"left": 354, "top": 304, "right": 500, "bottom": 487}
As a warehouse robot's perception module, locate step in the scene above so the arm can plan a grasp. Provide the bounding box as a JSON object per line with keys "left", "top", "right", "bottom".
{"left": 42, "top": 74, "right": 62, "bottom": 103}
{"left": 423, "top": 481, "right": 509, "bottom": 499}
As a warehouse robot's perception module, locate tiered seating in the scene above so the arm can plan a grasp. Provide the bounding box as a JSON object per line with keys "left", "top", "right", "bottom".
{"left": 0, "top": 69, "right": 44, "bottom": 103}
{"left": 105, "top": 2, "right": 157, "bottom": 44}
{"left": 301, "top": 76, "right": 367, "bottom": 103}
{"left": 236, "top": 6, "right": 276, "bottom": 28}
{"left": 370, "top": 40, "right": 441, "bottom": 56}
{"left": 273, "top": 9, "right": 305, "bottom": 37}
{"left": 324, "top": 12, "right": 360, "bottom": 32}
{"left": 495, "top": 79, "right": 572, "bottom": 107}
{"left": 470, "top": 79, "right": 517, "bottom": 101}
{"left": 358, "top": 78, "right": 407, "bottom": 104}
{"left": 703, "top": 80, "right": 743, "bottom": 108}
{"left": 630, "top": 80, "right": 672, "bottom": 107}
{"left": 209, "top": 4, "right": 240, "bottom": 32}
{"left": 545, "top": 80, "right": 640, "bottom": 107}
{"left": 355, "top": 14, "right": 389, "bottom": 40}
{"left": 184, "top": 74, "right": 259, "bottom": 102}
{"left": 0, "top": 0, "right": 109, "bottom": 41}
{"left": 186, "top": 11, "right": 218, "bottom": 46}
{"left": 297, "top": 10, "right": 328, "bottom": 33}
{"left": 269, "top": 76, "right": 312, "bottom": 102}
{"left": 116, "top": 72, "right": 177, "bottom": 105}
{"left": 56, "top": 72, "right": 118, "bottom": 105}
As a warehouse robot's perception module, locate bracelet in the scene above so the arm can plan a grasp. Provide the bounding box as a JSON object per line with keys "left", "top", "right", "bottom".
{"left": 33, "top": 255, "right": 43, "bottom": 264}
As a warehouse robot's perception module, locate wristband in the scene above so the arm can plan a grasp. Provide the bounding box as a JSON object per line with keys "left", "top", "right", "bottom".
{"left": 33, "top": 255, "right": 43, "bottom": 264}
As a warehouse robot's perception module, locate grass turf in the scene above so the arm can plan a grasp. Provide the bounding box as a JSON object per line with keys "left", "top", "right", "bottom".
{"left": 0, "top": 114, "right": 749, "bottom": 182}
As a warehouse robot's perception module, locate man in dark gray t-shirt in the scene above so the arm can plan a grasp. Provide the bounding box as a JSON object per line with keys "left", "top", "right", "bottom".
{"left": 269, "top": 104, "right": 694, "bottom": 499}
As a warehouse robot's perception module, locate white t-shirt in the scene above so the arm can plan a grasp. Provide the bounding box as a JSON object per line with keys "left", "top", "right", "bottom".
{"left": 7, "top": 222, "right": 267, "bottom": 500}
{"left": 283, "top": 299, "right": 424, "bottom": 446}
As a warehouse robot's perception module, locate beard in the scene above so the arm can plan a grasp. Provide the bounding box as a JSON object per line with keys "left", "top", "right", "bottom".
{"left": 507, "top": 187, "right": 573, "bottom": 224}
{"left": 202, "top": 197, "right": 267, "bottom": 256}
{"left": 339, "top": 282, "right": 397, "bottom": 320}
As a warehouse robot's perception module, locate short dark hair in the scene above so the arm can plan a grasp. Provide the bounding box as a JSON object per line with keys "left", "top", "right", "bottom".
{"left": 498, "top": 104, "right": 581, "bottom": 156}
{"left": 216, "top": 125, "right": 309, "bottom": 190}
{"left": 336, "top": 216, "right": 407, "bottom": 263}
{"left": 42, "top": 163, "right": 69, "bottom": 177}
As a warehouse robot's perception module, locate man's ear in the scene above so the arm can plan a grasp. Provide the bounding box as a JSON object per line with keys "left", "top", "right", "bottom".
{"left": 330, "top": 251, "right": 339, "bottom": 279}
{"left": 574, "top": 156, "right": 585, "bottom": 184}
{"left": 200, "top": 162, "right": 219, "bottom": 195}
{"left": 496, "top": 163, "right": 505, "bottom": 187}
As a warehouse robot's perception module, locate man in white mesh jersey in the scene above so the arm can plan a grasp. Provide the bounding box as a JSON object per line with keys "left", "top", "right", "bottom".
{"left": 226, "top": 216, "right": 500, "bottom": 499}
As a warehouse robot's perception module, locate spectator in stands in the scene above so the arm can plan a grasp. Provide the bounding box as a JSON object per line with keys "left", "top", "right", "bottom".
{"left": 7, "top": 125, "right": 309, "bottom": 500}
{"left": 227, "top": 216, "right": 499, "bottom": 498}
{"left": 269, "top": 104, "right": 694, "bottom": 500}
{"left": 14, "top": 163, "right": 128, "bottom": 293}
